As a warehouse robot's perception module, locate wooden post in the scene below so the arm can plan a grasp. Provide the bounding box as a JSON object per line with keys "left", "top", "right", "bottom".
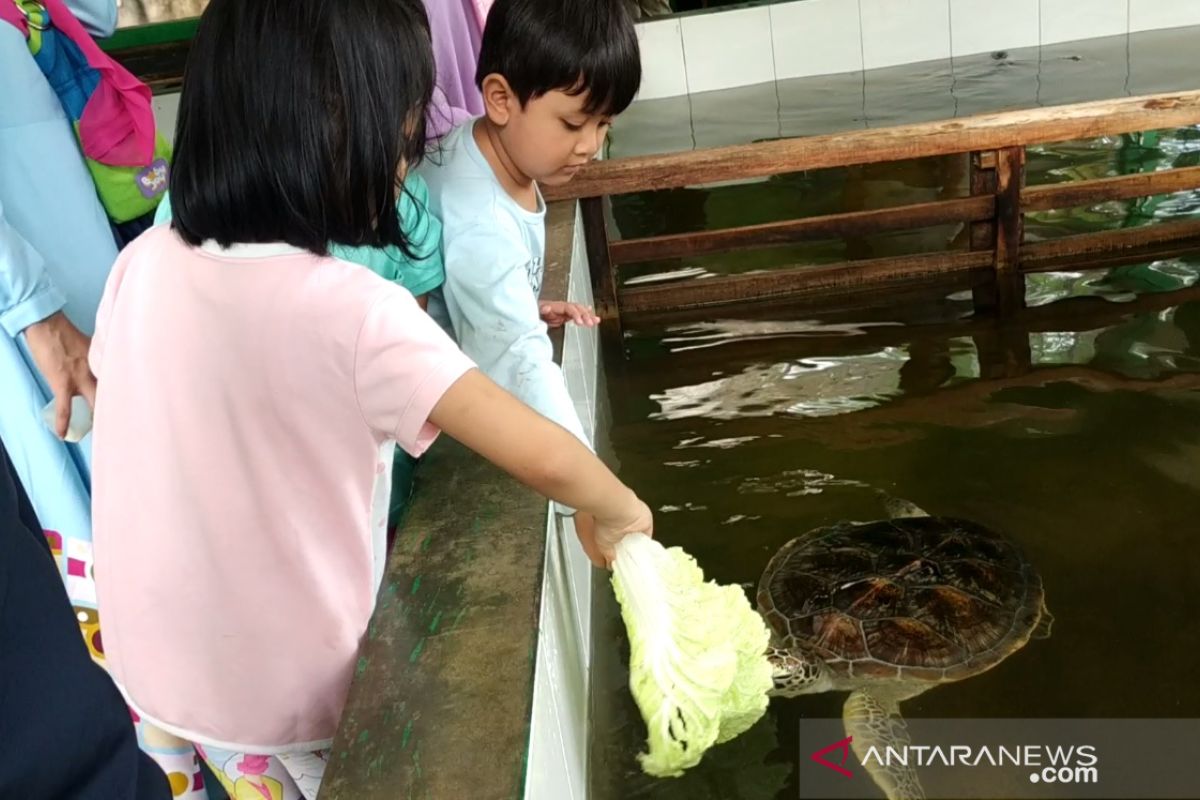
{"left": 580, "top": 196, "right": 619, "bottom": 320}
{"left": 970, "top": 150, "right": 999, "bottom": 312}
{"left": 973, "top": 326, "right": 1032, "bottom": 379}
{"left": 993, "top": 146, "right": 1027, "bottom": 315}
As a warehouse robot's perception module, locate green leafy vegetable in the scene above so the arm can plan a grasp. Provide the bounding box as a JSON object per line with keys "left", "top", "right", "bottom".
{"left": 612, "top": 533, "right": 774, "bottom": 777}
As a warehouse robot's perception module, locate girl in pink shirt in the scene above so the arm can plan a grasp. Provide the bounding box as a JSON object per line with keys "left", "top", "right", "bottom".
{"left": 87, "top": 0, "right": 652, "bottom": 797}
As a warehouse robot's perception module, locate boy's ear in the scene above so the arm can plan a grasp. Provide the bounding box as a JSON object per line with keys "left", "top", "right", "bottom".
{"left": 481, "top": 73, "right": 516, "bottom": 125}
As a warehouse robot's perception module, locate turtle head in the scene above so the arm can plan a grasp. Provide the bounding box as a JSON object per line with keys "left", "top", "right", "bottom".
{"left": 766, "top": 643, "right": 831, "bottom": 697}
{"left": 877, "top": 491, "right": 930, "bottom": 519}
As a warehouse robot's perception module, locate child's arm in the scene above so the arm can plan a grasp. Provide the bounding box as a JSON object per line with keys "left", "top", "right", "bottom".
{"left": 355, "top": 290, "right": 649, "bottom": 566}
{"left": 429, "top": 368, "right": 651, "bottom": 566}
{"left": 442, "top": 225, "right": 589, "bottom": 446}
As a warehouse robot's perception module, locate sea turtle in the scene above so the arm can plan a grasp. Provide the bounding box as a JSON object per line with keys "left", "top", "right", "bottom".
{"left": 758, "top": 497, "right": 1052, "bottom": 800}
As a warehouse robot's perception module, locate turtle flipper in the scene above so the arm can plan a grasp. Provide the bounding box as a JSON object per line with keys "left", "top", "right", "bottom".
{"left": 843, "top": 688, "right": 926, "bottom": 800}
{"left": 1032, "top": 603, "right": 1054, "bottom": 639}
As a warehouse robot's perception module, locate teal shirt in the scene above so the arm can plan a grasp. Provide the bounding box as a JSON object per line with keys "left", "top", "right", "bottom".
{"left": 154, "top": 174, "right": 445, "bottom": 296}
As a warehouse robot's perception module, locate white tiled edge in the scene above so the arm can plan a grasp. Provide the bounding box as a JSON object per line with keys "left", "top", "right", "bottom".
{"left": 524, "top": 203, "right": 597, "bottom": 800}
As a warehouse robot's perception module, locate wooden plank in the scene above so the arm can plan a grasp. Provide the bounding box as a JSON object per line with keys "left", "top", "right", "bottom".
{"left": 1021, "top": 218, "right": 1200, "bottom": 269}
{"left": 608, "top": 195, "right": 995, "bottom": 265}
{"left": 969, "top": 151, "right": 999, "bottom": 250}
{"left": 544, "top": 91, "right": 1200, "bottom": 201}
{"left": 993, "top": 147, "right": 1027, "bottom": 314}
{"left": 1021, "top": 235, "right": 1200, "bottom": 275}
{"left": 580, "top": 196, "right": 619, "bottom": 318}
{"left": 1022, "top": 165, "right": 1200, "bottom": 212}
{"left": 970, "top": 150, "right": 1000, "bottom": 311}
{"left": 618, "top": 250, "right": 994, "bottom": 313}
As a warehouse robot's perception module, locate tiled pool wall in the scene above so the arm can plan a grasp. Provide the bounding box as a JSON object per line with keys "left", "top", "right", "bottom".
{"left": 634, "top": 0, "right": 1200, "bottom": 100}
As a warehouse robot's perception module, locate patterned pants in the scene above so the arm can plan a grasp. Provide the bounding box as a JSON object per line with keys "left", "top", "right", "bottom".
{"left": 196, "top": 745, "right": 329, "bottom": 800}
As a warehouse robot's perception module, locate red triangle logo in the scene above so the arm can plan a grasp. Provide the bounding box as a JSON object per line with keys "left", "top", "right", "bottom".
{"left": 811, "top": 735, "right": 854, "bottom": 778}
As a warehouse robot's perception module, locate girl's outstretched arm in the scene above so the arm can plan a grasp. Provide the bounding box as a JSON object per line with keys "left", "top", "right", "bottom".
{"left": 429, "top": 368, "right": 652, "bottom": 566}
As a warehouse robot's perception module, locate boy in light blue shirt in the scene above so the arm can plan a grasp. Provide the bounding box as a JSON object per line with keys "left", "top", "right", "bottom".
{"left": 420, "top": 0, "right": 641, "bottom": 453}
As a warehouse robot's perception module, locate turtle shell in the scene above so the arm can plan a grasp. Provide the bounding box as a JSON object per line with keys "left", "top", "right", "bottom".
{"left": 757, "top": 516, "right": 1045, "bottom": 683}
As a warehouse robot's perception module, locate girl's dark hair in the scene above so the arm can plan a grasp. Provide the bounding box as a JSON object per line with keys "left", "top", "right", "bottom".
{"left": 171, "top": 0, "right": 435, "bottom": 256}
{"left": 476, "top": 0, "right": 641, "bottom": 117}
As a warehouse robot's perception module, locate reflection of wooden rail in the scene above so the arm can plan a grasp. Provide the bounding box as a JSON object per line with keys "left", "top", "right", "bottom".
{"left": 544, "top": 92, "right": 1200, "bottom": 319}
{"left": 612, "top": 282, "right": 1200, "bottom": 401}
{"left": 617, "top": 363, "right": 1200, "bottom": 453}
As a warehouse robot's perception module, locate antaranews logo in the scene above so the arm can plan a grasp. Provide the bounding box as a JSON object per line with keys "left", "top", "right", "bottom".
{"left": 811, "top": 735, "right": 855, "bottom": 778}
{"left": 798, "top": 720, "right": 1138, "bottom": 800}
{"left": 858, "top": 743, "right": 1099, "bottom": 786}
{"left": 810, "top": 736, "right": 1099, "bottom": 784}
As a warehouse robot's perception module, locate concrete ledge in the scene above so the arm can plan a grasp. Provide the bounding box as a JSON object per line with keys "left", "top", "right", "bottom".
{"left": 321, "top": 438, "right": 548, "bottom": 799}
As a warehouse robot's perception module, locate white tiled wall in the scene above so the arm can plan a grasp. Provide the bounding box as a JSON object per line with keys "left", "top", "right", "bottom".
{"left": 860, "top": 0, "right": 951, "bottom": 69}
{"left": 635, "top": 17, "right": 690, "bottom": 100}
{"left": 524, "top": 204, "right": 599, "bottom": 800}
{"left": 1129, "top": 0, "right": 1200, "bottom": 33}
{"left": 770, "top": 0, "right": 864, "bottom": 80}
{"left": 950, "top": 0, "right": 1040, "bottom": 57}
{"left": 1041, "top": 0, "right": 1128, "bottom": 44}
{"left": 681, "top": 5, "right": 777, "bottom": 93}
{"left": 634, "top": 0, "right": 1200, "bottom": 100}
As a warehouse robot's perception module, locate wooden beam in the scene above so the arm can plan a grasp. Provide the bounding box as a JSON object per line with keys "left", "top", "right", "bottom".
{"left": 970, "top": 150, "right": 1000, "bottom": 311}
{"left": 1022, "top": 165, "right": 1200, "bottom": 212}
{"left": 608, "top": 195, "right": 995, "bottom": 265}
{"left": 545, "top": 91, "right": 1200, "bottom": 201}
{"left": 618, "top": 251, "right": 994, "bottom": 314}
{"left": 1021, "top": 236, "right": 1200, "bottom": 275}
{"left": 580, "top": 196, "right": 618, "bottom": 318}
{"left": 1021, "top": 218, "right": 1200, "bottom": 269}
{"left": 993, "top": 147, "right": 1027, "bottom": 314}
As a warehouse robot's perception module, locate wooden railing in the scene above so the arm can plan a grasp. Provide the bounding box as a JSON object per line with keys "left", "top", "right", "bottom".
{"left": 543, "top": 91, "right": 1200, "bottom": 319}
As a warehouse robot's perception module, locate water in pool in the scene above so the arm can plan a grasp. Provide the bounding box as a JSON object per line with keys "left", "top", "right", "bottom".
{"left": 588, "top": 29, "right": 1200, "bottom": 800}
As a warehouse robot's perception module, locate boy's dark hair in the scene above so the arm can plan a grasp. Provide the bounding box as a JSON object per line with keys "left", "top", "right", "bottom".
{"left": 476, "top": 0, "right": 641, "bottom": 117}
{"left": 171, "top": 0, "right": 434, "bottom": 255}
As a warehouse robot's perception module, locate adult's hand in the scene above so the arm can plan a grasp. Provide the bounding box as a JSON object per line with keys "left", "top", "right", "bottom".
{"left": 23, "top": 312, "right": 96, "bottom": 439}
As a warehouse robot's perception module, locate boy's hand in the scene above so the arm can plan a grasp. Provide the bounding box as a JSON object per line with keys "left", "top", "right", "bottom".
{"left": 539, "top": 301, "right": 600, "bottom": 329}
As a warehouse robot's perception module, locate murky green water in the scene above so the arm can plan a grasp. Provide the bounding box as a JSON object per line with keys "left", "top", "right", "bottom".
{"left": 589, "top": 33, "right": 1200, "bottom": 800}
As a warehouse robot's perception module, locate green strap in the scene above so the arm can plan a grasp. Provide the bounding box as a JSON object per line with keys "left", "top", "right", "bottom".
{"left": 9, "top": 0, "right": 46, "bottom": 54}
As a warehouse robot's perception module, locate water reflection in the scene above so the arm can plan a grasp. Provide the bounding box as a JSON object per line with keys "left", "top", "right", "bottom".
{"left": 592, "top": 287, "right": 1200, "bottom": 800}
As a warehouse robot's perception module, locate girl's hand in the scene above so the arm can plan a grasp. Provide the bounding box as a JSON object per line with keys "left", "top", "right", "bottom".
{"left": 539, "top": 301, "right": 600, "bottom": 329}
{"left": 590, "top": 492, "right": 653, "bottom": 568}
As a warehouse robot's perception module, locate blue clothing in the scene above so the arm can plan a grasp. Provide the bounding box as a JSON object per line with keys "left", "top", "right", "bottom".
{"left": 153, "top": 173, "right": 446, "bottom": 297}
{"left": 418, "top": 120, "right": 587, "bottom": 446}
{"left": 0, "top": 0, "right": 118, "bottom": 611}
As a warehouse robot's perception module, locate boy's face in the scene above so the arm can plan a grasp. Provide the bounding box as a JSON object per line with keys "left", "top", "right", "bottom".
{"left": 489, "top": 85, "right": 612, "bottom": 186}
